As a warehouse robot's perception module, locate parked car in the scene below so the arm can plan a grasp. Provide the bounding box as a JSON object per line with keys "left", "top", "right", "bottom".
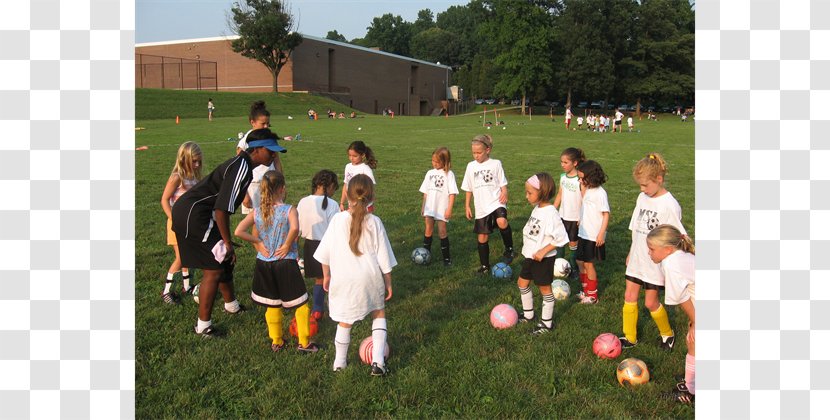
{"left": 590, "top": 100, "right": 604, "bottom": 109}
{"left": 619, "top": 104, "right": 631, "bottom": 111}
{"left": 475, "top": 99, "right": 484, "bottom": 105}
{"left": 484, "top": 98, "right": 496, "bottom": 105}
{"left": 577, "top": 101, "right": 588, "bottom": 108}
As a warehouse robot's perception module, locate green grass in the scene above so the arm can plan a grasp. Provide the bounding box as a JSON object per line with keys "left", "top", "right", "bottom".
{"left": 136, "top": 89, "right": 694, "bottom": 418}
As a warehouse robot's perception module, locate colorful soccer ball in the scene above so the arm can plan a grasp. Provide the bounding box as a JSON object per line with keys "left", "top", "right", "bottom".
{"left": 491, "top": 262, "right": 513, "bottom": 279}
{"left": 593, "top": 333, "right": 622, "bottom": 359}
{"left": 553, "top": 258, "right": 571, "bottom": 278}
{"left": 489, "top": 303, "right": 518, "bottom": 329}
{"left": 411, "top": 247, "right": 431, "bottom": 265}
{"left": 289, "top": 316, "right": 319, "bottom": 338}
{"left": 192, "top": 284, "right": 200, "bottom": 303}
{"left": 359, "top": 336, "right": 391, "bottom": 365}
{"left": 616, "top": 358, "right": 650, "bottom": 386}
{"left": 550, "top": 279, "right": 571, "bottom": 301}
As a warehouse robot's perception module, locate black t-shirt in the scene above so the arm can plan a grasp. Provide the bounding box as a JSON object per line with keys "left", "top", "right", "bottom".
{"left": 172, "top": 152, "right": 253, "bottom": 241}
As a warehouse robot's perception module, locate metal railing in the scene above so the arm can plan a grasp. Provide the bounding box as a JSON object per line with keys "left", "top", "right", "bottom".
{"left": 135, "top": 54, "right": 218, "bottom": 91}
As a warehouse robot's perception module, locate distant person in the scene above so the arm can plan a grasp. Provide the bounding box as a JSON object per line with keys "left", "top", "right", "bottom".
{"left": 208, "top": 98, "right": 215, "bottom": 121}
{"left": 236, "top": 101, "right": 282, "bottom": 215}
{"left": 614, "top": 109, "right": 624, "bottom": 133}
{"left": 350, "top": 111, "right": 356, "bottom": 118}
{"left": 338, "top": 112, "right": 346, "bottom": 119}
{"left": 564, "top": 107, "right": 573, "bottom": 130}
{"left": 576, "top": 116, "right": 584, "bottom": 130}
{"left": 628, "top": 115, "right": 635, "bottom": 132}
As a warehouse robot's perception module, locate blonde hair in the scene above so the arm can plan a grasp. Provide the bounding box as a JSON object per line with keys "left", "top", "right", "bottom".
{"left": 633, "top": 152, "right": 668, "bottom": 184}
{"left": 172, "top": 141, "right": 202, "bottom": 183}
{"left": 433, "top": 147, "right": 452, "bottom": 172}
{"left": 472, "top": 134, "right": 493, "bottom": 150}
{"left": 258, "top": 170, "right": 286, "bottom": 228}
{"left": 647, "top": 224, "right": 695, "bottom": 255}
{"left": 346, "top": 174, "right": 374, "bottom": 256}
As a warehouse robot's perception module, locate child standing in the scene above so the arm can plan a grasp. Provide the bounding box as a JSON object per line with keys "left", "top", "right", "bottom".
{"left": 647, "top": 225, "right": 695, "bottom": 404}
{"left": 297, "top": 170, "right": 340, "bottom": 321}
{"left": 419, "top": 147, "right": 459, "bottom": 266}
{"left": 237, "top": 101, "right": 283, "bottom": 215}
{"left": 461, "top": 134, "right": 514, "bottom": 274}
{"left": 234, "top": 170, "right": 319, "bottom": 353}
{"left": 574, "top": 160, "right": 610, "bottom": 304}
{"left": 208, "top": 98, "right": 215, "bottom": 121}
{"left": 340, "top": 141, "right": 377, "bottom": 211}
{"left": 620, "top": 153, "right": 687, "bottom": 350}
{"left": 576, "top": 116, "right": 584, "bottom": 130}
{"left": 315, "top": 174, "right": 397, "bottom": 375}
{"left": 564, "top": 107, "right": 573, "bottom": 130}
{"left": 159, "top": 141, "right": 203, "bottom": 304}
{"left": 516, "top": 173, "right": 569, "bottom": 334}
{"left": 552, "top": 147, "right": 585, "bottom": 277}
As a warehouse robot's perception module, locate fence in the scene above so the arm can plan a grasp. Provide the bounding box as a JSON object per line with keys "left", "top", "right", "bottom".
{"left": 135, "top": 54, "right": 218, "bottom": 90}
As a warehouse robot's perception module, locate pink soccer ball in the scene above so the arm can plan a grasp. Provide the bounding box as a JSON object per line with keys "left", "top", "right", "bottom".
{"left": 490, "top": 304, "right": 519, "bottom": 329}
{"left": 593, "top": 333, "right": 622, "bottom": 359}
{"left": 359, "top": 336, "right": 391, "bottom": 365}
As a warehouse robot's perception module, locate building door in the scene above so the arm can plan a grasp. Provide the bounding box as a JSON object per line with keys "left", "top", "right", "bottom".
{"left": 328, "top": 49, "right": 335, "bottom": 92}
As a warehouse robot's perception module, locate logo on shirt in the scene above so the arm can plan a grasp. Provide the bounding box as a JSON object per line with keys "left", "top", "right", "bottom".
{"left": 527, "top": 217, "right": 541, "bottom": 237}
{"left": 430, "top": 174, "right": 445, "bottom": 188}
{"left": 475, "top": 169, "right": 494, "bottom": 183}
{"left": 637, "top": 209, "right": 661, "bottom": 231}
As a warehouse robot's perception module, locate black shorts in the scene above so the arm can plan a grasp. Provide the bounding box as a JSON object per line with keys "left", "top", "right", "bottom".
{"left": 303, "top": 239, "right": 323, "bottom": 279}
{"left": 576, "top": 237, "right": 606, "bottom": 262}
{"left": 176, "top": 229, "right": 234, "bottom": 283}
{"left": 519, "top": 256, "right": 555, "bottom": 286}
{"left": 251, "top": 258, "right": 309, "bottom": 309}
{"left": 473, "top": 207, "right": 508, "bottom": 234}
{"left": 625, "top": 275, "right": 664, "bottom": 291}
{"left": 562, "top": 219, "right": 579, "bottom": 243}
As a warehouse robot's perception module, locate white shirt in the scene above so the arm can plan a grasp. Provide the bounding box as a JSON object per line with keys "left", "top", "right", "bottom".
{"left": 558, "top": 173, "right": 582, "bottom": 221}
{"left": 627, "top": 117, "right": 633, "bottom": 126}
{"left": 419, "top": 169, "right": 459, "bottom": 222}
{"left": 237, "top": 129, "right": 276, "bottom": 209}
{"left": 660, "top": 250, "right": 695, "bottom": 305}
{"left": 577, "top": 116, "right": 584, "bottom": 125}
{"left": 461, "top": 158, "right": 508, "bottom": 219}
{"left": 577, "top": 186, "right": 610, "bottom": 242}
{"left": 521, "top": 205, "right": 569, "bottom": 259}
{"left": 297, "top": 194, "right": 339, "bottom": 240}
{"left": 626, "top": 191, "right": 686, "bottom": 286}
{"left": 344, "top": 162, "right": 376, "bottom": 185}
{"left": 565, "top": 108, "right": 573, "bottom": 119}
{"left": 615, "top": 111, "right": 623, "bottom": 121}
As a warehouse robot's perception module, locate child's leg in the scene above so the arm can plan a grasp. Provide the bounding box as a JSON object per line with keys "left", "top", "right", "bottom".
{"left": 568, "top": 241, "right": 579, "bottom": 275}
{"left": 196, "top": 268, "right": 223, "bottom": 332}
{"left": 645, "top": 289, "right": 674, "bottom": 339}
{"left": 576, "top": 258, "right": 588, "bottom": 294}
{"left": 517, "top": 277, "right": 534, "bottom": 321}
{"left": 217, "top": 262, "right": 241, "bottom": 312}
{"left": 370, "top": 309, "right": 388, "bottom": 369}
{"left": 265, "top": 307, "right": 284, "bottom": 346}
{"left": 163, "top": 245, "right": 183, "bottom": 295}
{"left": 312, "top": 278, "right": 325, "bottom": 316}
{"left": 437, "top": 221, "right": 451, "bottom": 264}
{"left": 294, "top": 302, "right": 312, "bottom": 348}
{"left": 477, "top": 233, "right": 490, "bottom": 268}
{"left": 538, "top": 284, "right": 555, "bottom": 328}
{"left": 583, "top": 261, "right": 598, "bottom": 299}
{"left": 622, "top": 280, "right": 642, "bottom": 344}
{"left": 495, "top": 217, "right": 514, "bottom": 258}
{"left": 334, "top": 322, "right": 352, "bottom": 370}
{"left": 686, "top": 320, "right": 695, "bottom": 393}
{"left": 423, "top": 217, "right": 435, "bottom": 252}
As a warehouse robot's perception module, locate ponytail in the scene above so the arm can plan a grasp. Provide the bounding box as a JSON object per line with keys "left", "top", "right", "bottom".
{"left": 310, "top": 169, "right": 339, "bottom": 211}
{"left": 346, "top": 174, "right": 374, "bottom": 256}
{"left": 647, "top": 224, "right": 695, "bottom": 255}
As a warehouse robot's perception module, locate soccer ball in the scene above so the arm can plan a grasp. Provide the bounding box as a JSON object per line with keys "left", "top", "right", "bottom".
{"left": 616, "top": 358, "right": 650, "bottom": 386}
{"left": 489, "top": 303, "right": 518, "bottom": 329}
{"left": 550, "top": 279, "right": 571, "bottom": 301}
{"left": 297, "top": 258, "right": 305, "bottom": 277}
{"left": 593, "top": 333, "right": 622, "bottom": 359}
{"left": 491, "top": 262, "right": 513, "bottom": 279}
{"left": 359, "top": 336, "right": 391, "bottom": 365}
{"left": 553, "top": 258, "right": 571, "bottom": 278}
{"left": 411, "top": 247, "right": 431, "bottom": 265}
{"left": 358, "top": 127, "right": 362, "bottom": 131}
{"left": 289, "top": 316, "right": 319, "bottom": 338}
{"left": 192, "top": 283, "right": 200, "bottom": 303}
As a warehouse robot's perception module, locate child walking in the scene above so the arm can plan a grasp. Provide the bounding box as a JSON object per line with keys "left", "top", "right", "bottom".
{"left": 620, "top": 153, "right": 687, "bottom": 350}
{"left": 517, "top": 173, "right": 569, "bottom": 334}
{"left": 419, "top": 147, "right": 458, "bottom": 266}
{"left": 297, "top": 170, "right": 340, "bottom": 321}
{"left": 574, "top": 160, "right": 610, "bottom": 304}
{"left": 461, "top": 134, "right": 514, "bottom": 274}
{"left": 315, "top": 174, "right": 397, "bottom": 375}
{"left": 552, "top": 147, "right": 585, "bottom": 277}
{"left": 647, "top": 225, "right": 695, "bottom": 404}
{"left": 208, "top": 98, "right": 215, "bottom": 121}
{"left": 159, "top": 141, "right": 202, "bottom": 304}
{"left": 234, "top": 170, "right": 319, "bottom": 353}
{"left": 340, "top": 141, "right": 377, "bottom": 211}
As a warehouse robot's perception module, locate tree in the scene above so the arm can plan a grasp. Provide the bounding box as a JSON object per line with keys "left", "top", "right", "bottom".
{"left": 412, "top": 8, "right": 436, "bottom": 36}
{"left": 363, "top": 13, "right": 412, "bottom": 56}
{"left": 229, "top": 0, "right": 302, "bottom": 92}
{"left": 326, "top": 30, "right": 347, "bottom": 43}
{"left": 410, "top": 27, "right": 460, "bottom": 65}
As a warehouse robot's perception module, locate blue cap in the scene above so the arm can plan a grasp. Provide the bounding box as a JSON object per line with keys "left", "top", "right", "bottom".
{"left": 247, "top": 138, "right": 286, "bottom": 153}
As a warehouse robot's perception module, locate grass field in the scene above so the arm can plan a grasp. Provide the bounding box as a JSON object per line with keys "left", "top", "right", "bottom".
{"left": 135, "top": 89, "right": 694, "bottom": 418}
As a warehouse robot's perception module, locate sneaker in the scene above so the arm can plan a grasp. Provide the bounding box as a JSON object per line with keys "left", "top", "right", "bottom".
{"left": 579, "top": 295, "right": 598, "bottom": 304}
{"left": 271, "top": 342, "right": 287, "bottom": 352}
{"left": 674, "top": 374, "right": 686, "bottom": 384}
{"left": 195, "top": 325, "right": 221, "bottom": 339}
{"left": 518, "top": 313, "right": 533, "bottom": 323}
{"left": 370, "top": 362, "right": 388, "bottom": 376}
{"left": 182, "top": 285, "right": 195, "bottom": 296}
{"left": 475, "top": 265, "right": 490, "bottom": 275}
{"left": 661, "top": 388, "right": 695, "bottom": 404}
{"left": 161, "top": 292, "right": 179, "bottom": 305}
{"left": 675, "top": 382, "right": 691, "bottom": 393}
{"left": 660, "top": 335, "right": 676, "bottom": 352}
{"left": 574, "top": 291, "right": 586, "bottom": 300}
{"left": 443, "top": 258, "right": 452, "bottom": 267}
{"left": 297, "top": 343, "right": 320, "bottom": 354}
{"left": 532, "top": 322, "right": 554, "bottom": 335}
{"left": 223, "top": 304, "right": 247, "bottom": 314}
{"left": 502, "top": 249, "right": 516, "bottom": 264}
{"left": 333, "top": 363, "right": 346, "bottom": 373}
{"left": 619, "top": 336, "right": 637, "bottom": 349}
{"left": 311, "top": 311, "right": 323, "bottom": 321}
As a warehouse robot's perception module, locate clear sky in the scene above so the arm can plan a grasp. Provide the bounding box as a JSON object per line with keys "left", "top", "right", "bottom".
{"left": 136, "top": 0, "right": 470, "bottom": 44}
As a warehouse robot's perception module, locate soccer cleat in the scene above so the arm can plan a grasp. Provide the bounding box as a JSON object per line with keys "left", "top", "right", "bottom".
{"left": 161, "top": 292, "right": 179, "bottom": 305}
{"left": 502, "top": 249, "right": 516, "bottom": 264}
{"left": 579, "top": 295, "right": 598, "bottom": 304}
{"left": 475, "top": 265, "right": 491, "bottom": 275}
{"left": 660, "top": 335, "right": 676, "bottom": 352}
{"left": 271, "top": 342, "right": 287, "bottom": 352}
{"left": 311, "top": 311, "right": 324, "bottom": 321}
{"left": 370, "top": 362, "right": 388, "bottom": 376}
{"left": 574, "top": 291, "right": 586, "bottom": 300}
{"left": 182, "top": 285, "right": 195, "bottom": 296}
{"left": 223, "top": 304, "right": 247, "bottom": 315}
{"left": 443, "top": 258, "right": 452, "bottom": 267}
{"left": 195, "top": 325, "right": 221, "bottom": 339}
{"left": 618, "top": 336, "right": 638, "bottom": 349}
{"left": 662, "top": 388, "right": 695, "bottom": 404}
{"left": 518, "top": 313, "right": 533, "bottom": 323}
{"left": 532, "top": 322, "right": 554, "bottom": 335}
{"left": 297, "top": 343, "right": 320, "bottom": 354}
{"left": 674, "top": 374, "right": 686, "bottom": 384}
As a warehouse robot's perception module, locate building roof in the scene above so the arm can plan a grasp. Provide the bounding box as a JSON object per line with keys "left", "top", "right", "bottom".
{"left": 136, "top": 34, "right": 452, "bottom": 70}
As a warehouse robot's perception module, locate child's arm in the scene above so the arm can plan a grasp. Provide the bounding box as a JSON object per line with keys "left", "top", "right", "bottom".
{"left": 233, "top": 212, "right": 270, "bottom": 257}
{"left": 322, "top": 264, "right": 331, "bottom": 291}
{"left": 552, "top": 183, "right": 563, "bottom": 209}
{"left": 340, "top": 184, "right": 348, "bottom": 211}
{"left": 596, "top": 211, "right": 610, "bottom": 246}
{"left": 465, "top": 191, "right": 473, "bottom": 220}
{"left": 273, "top": 206, "right": 300, "bottom": 258}
{"left": 533, "top": 243, "right": 557, "bottom": 262}
{"left": 383, "top": 272, "right": 393, "bottom": 301}
{"left": 498, "top": 185, "right": 508, "bottom": 205}
{"left": 160, "top": 173, "right": 180, "bottom": 219}
{"left": 242, "top": 192, "right": 253, "bottom": 210}
{"left": 445, "top": 193, "right": 456, "bottom": 220}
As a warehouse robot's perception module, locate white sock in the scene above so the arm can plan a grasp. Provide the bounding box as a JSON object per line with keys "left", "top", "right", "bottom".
{"left": 685, "top": 354, "right": 696, "bottom": 394}
{"left": 224, "top": 300, "right": 240, "bottom": 313}
{"left": 334, "top": 325, "right": 351, "bottom": 370}
{"left": 196, "top": 318, "right": 212, "bottom": 333}
{"left": 541, "top": 293, "right": 555, "bottom": 328}
{"left": 163, "top": 272, "right": 175, "bottom": 294}
{"left": 519, "top": 286, "right": 534, "bottom": 320}
{"left": 371, "top": 318, "right": 387, "bottom": 367}
{"left": 182, "top": 270, "right": 191, "bottom": 290}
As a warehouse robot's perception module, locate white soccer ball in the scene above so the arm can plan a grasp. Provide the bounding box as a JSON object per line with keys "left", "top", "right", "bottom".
{"left": 358, "top": 127, "right": 362, "bottom": 130}
{"left": 411, "top": 247, "right": 431, "bottom": 265}
{"left": 288, "top": 116, "right": 293, "bottom": 120}
{"left": 551, "top": 279, "right": 571, "bottom": 301}
{"left": 192, "top": 283, "right": 200, "bottom": 303}
{"left": 553, "top": 258, "right": 571, "bottom": 278}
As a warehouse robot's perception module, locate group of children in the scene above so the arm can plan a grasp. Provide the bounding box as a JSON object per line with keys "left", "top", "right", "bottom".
{"left": 574, "top": 112, "right": 635, "bottom": 133}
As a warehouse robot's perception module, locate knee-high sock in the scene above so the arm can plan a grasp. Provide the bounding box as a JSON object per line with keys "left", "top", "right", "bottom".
{"left": 182, "top": 269, "right": 191, "bottom": 290}
{"left": 541, "top": 293, "right": 555, "bottom": 328}
{"left": 163, "top": 272, "right": 175, "bottom": 294}
{"left": 295, "top": 303, "right": 311, "bottom": 347}
{"left": 371, "top": 318, "right": 388, "bottom": 367}
{"left": 650, "top": 304, "right": 674, "bottom": 337}
{"left": 312, "top": 284, "right": 325, "bottom": 313}
{"left": 440, "top": 237, "right": 450, "bottom": 261}
{"left": 579, "top": 273, "right": 588, "bottom": 293}
{"left": 477, "top": 242, "right": 490, "bottom": 267}
{"left": 622, "top": 301, "right": 638, "bottom": 343}
{"left": 568, "top": 245, "right": 578, "bottom": 269}
{"left": 586, "top": 277, "right": 598, "bottom": 299}
{"left": 519, "top": 285, "right": 534, "bottom": 320}
{"left": 499, "top": 225, "right": 513, "bottom": 251}
{"left": 423, "top": 235, "right": 433, "bottom": 253}
{"left": 685, "top": 354, "right": 696, "bottom": 394}
{"left": 334, "top": 325, "right": 351, "bottom": 369}
{"left": 265, "top": 307, "right": 284, "bottom": 345}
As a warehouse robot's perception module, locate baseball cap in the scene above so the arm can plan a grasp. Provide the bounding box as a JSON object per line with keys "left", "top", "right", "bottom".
{"left": 245, "top": 128, "right": 286, "bottom": 153}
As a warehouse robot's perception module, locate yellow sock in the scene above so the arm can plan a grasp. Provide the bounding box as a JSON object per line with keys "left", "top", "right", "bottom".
{"left": 622, "top": 301, "right": 639, "bottom": 343}
{"left": 650, "top": 304, "right": 674, "bottom": 337}
{"left": 295, "top": 303, "right": 311, "bottom": 348}
{"left": 265, "top": 307, "right": 284, "bottom": 345}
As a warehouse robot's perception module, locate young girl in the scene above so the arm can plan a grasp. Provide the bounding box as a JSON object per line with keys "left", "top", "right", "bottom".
{"left": 574, "top": 160, "right": 609, "bottom": 304}
{"left": 208, "top": 98, "right": 215, "bottom": 121}
{"left": 315, "top": 174, "right": 397, "bottom": 375}
{"left": 419, "top": 147, "right": 459, "bottom": 266}
{"left": 552, "top": 147, "right": 585, "bottom": 277}
{"left": 159, "top": 141, "right": 202, "bottom": 304}
{"left": 237, "top": 100, "right": 284, "bottom": 215}
{"left": 234, "top": 170, "right": 319, "bottom": 353}
{"left": 340, "top": 141, "right": 377, "bottom": 211}
{"left": 297, "top": 170, "right": 340, "bottom": 321}
{"left": 647, "top": 225, "right": 695, "bottom": 404}
{"left": 620, "top": 153, "right": 687, "bottom": 350}
{"left": 461, "top": 134, "right": 514, "bottom": 274}
{"left": 516, "top": 173, "right": 569, "bottom": 334}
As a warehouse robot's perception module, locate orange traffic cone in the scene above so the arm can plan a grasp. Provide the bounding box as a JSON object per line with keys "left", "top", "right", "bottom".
{"left": 176, "top": 115, "right": 180, "bottom": 124}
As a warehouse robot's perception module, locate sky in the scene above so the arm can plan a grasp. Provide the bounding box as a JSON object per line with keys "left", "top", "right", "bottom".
{"left": 136, "top": 0, "right": 470, "bottom": 44}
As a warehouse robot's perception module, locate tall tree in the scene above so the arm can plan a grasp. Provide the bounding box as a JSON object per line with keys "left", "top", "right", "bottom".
{"left": 229, "top": 0, "right": 302, "bottom": 92}
{"left": 555, "top": 0, "right": 614, "bottom": 106}
{"left": 412, "top": 9, "right": 436, "bottom": 36}
{"left": 437, "top": 1, "right": 493, "bottom": 68}
{"left": 325, "top": 30, "right": 347, "bottom": 43}
{"left": 410, "top": 27, "right": 460, "bottom": 65}
{"left": 364, "top": 13, "right": 412, "bottom": 56}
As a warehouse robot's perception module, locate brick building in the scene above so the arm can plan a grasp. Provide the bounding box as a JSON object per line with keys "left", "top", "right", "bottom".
{"left": 135, "top": 34, "right": 453, "bottom": 116}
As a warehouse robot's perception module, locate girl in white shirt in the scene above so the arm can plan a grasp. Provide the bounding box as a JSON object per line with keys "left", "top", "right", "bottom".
{"left": 419, "top": 147, "right": 459, "bottom": 266}
{"left": 297, "top": 170, "right": 339, "bottom": 321}
{"left": 552, "top": 147, "right": 585, "bottom": 278}
{"left": 340, "top": 141, "right": 378, "bottom": 211}
{"left": 574, "top": 160, "right": 610, "bottom": 304}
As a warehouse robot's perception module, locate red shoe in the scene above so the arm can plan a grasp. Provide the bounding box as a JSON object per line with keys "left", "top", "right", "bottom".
{"left": 311, "top": 311, "right": 323, "bottom": 321}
